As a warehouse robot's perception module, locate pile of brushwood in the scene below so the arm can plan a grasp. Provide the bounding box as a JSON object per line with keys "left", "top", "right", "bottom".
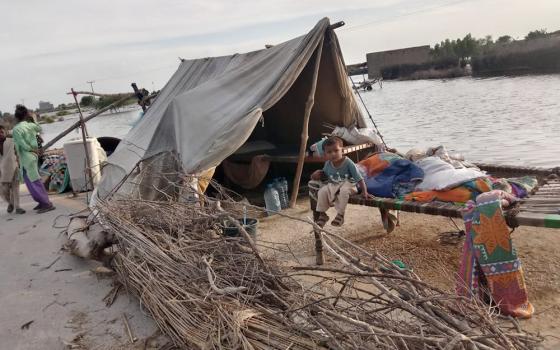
{"left": 97, "top": 186, "right": 542, "bottom": 350}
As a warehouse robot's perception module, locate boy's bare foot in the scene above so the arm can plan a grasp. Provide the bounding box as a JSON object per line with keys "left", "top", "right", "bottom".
{"left": 7, "top": 204, "right": 14, "bottom": 213}
{"left": 331, "top": 213, "right": 344, "bottom": 227}
{"left": 316, "top": 212, "right": 329, "bottom": 227}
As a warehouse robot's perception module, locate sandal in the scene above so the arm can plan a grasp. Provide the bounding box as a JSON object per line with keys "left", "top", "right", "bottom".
{"left": 331, "top": 213, "right": 344, "bottom": 227}
{"left": 316, "top": 212, "right": 329, "bottom": 227}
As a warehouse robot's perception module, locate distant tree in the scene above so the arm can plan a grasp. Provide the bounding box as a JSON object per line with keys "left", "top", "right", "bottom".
{"left": 57, "top": 103, "right": 66, "bottom": 110}
{"left": 80, "top": 96, "right": 94, "bottom": 107}
{"left": 497, "top": 35, "right": 513, "bottom": 44}
{"left": 525, "top": 29, "right": 549, "bottom": 40}
{"left": 95, "top": 95, "right": 122, "bottom": 110}
{"left": 431, "top": 33, "right": 478, "bottom": 65}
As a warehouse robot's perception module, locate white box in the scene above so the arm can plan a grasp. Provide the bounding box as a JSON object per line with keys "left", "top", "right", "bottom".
{"left": 63, "top": 138, "right": 107, "bottom": 192}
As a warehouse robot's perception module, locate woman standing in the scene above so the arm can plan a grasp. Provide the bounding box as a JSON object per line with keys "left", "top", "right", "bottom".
{"left": 12, "top": 105, "right": 55, "bottom": 213}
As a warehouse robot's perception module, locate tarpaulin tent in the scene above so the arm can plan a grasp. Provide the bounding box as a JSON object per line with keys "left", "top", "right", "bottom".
{"left": 94, "top": 18, "right": 368, "bottom": 203}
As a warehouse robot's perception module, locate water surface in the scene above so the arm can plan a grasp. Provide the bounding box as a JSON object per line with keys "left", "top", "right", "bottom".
{"left": 41, "top": 75, "right": 560, "bottom": 167}
{"left": 361, "top": 75, "right": 560, "bottom": 167}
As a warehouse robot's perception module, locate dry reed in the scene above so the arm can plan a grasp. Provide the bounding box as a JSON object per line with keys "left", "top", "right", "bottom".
{"left": 96, "top": 178, "right": 542, "bottom": 350}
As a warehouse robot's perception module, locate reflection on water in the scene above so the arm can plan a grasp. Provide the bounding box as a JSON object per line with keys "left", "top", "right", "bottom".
{"left": 362, "top": 75, "right": 560, "bottom": 167}
{"left": 41, "top": 75, "right": 560, "bottom": 168}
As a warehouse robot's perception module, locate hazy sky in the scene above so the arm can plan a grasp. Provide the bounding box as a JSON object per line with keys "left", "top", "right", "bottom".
{"left": 1, "top": 0, "right": 559, "bottom": 113}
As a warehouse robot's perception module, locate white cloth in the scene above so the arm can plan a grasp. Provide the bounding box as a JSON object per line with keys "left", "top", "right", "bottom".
{"left": 331, "top": 126, "right": 382, "bottom": 146}
{"left": 414, "top": 156, "right": 487, "bottom": 191}
{"left": 0, "top": 139, "right": 18, "bottom": 183}
{"left": 316, "top": 181, "right": 357, "bottom": 215}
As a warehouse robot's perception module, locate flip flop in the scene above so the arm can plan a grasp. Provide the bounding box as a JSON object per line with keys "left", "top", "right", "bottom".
{"left": 331, "top": 214, "right": 344, "bottom": 227}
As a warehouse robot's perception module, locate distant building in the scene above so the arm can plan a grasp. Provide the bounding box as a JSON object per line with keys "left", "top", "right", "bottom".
{"left": 366, "top": 45, "right": 431, "bottom": 78}
{"left": 38, "top": 101, "right": 54, "bottom": 113}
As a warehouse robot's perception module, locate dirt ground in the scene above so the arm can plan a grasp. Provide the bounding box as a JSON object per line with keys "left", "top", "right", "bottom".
{"left": 2, "top": 189, "right": 557, "bottom": 349}
{"left": 258, "top": 201, "right": 560, "bottom": 349}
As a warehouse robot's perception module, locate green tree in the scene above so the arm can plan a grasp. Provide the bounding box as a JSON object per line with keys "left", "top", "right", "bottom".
{"left": 80, "top": 96, "right": 95, "bottom": 107}
{"left": 95, "top": 95, "right": 124, "bottom": 110}
{"left": 57, "top": 103, "right": 66, "bottom": 110}
{"left": 497, "top": 35, "right": 513, "bottom": 44}
{"left": 525, "top": 29, "right": 549, "bottom": 40}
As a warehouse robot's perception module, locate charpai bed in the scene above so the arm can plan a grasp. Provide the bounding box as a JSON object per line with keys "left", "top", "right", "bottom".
{"left": 309, "top": 164, "right": 560, "bottom": 229}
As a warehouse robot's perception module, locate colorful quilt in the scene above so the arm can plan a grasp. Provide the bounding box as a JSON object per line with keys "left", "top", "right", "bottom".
{"left": 357, "top": 153, "right": 423, "bottom": 198}
{"left": 456, "top": 190, "right": 534, "bottom": 318}
{"left": 405, "top": 176, "right": 537, "bottom": 204}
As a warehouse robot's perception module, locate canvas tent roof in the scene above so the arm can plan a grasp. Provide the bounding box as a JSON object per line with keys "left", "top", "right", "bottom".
{"left": 95, "top": 17, "right": 367, "bottom": 201}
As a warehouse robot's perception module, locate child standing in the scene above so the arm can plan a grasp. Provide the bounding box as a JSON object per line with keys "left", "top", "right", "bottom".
{"left": 311, "top": 136, "right": 368, "bottom": 227}
{"left": 0, "top": 125, "right": 25, "bottom": 214}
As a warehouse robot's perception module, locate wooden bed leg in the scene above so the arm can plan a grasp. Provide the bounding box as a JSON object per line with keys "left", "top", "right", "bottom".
{"left": 309, "top": 182, "right": 324, "bottom": 265}
{"left": 314, "top": 228, "right": 324, "bottom": 265}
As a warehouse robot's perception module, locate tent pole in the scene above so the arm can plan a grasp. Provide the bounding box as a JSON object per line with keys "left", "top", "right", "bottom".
{"left": 289, "top": 38, "right": 324, "bottom": 208}
{"left": 70, "top": 88, "right": 95, "bottom": 196}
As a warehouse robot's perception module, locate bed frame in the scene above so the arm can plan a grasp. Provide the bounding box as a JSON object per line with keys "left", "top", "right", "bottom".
{"left": 307, "top": 165, "right": 559, "bottom": 265}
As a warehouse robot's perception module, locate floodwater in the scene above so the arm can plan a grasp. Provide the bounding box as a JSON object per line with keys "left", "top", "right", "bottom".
{"left": 41, "top": 106, "right": 141, "bottom": 148}
{"left": 42, "top": 75, "right": 560, "bottom": 168}
{"left": 361, "top": 74, "right": 560, "bottom": 167}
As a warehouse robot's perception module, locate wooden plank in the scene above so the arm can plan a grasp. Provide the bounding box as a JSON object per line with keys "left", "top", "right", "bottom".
{"left": 263, "top": 143, "right": 374, "bottom": 163}
{"left": 516, "top": 212, "right": 560, "bottom": 229}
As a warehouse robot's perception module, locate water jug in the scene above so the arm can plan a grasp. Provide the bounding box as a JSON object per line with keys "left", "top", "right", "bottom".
{"left": 264, "top": 184, "right": 281, "bottom": 216}
{"left": 280, "top": 177, "right": 289, "bottom": 208}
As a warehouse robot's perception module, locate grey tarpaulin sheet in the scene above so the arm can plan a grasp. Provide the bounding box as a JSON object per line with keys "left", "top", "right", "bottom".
{"left": 94, "top": 18, "right": 366, "bottom": 201}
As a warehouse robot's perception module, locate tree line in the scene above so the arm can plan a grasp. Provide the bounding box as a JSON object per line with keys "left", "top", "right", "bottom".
{"left": 431, "top": 29, "right": 557, "bottom": 64}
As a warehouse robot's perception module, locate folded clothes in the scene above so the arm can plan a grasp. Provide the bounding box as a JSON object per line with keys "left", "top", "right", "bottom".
{"left": 414, "top": 156, "right": 487, "bottom": 191}
{"left": 405, "top": 177, "right": 493, "bottom": 203}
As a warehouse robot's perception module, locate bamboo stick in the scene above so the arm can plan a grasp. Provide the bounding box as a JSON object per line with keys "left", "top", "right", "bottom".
{"left": 289, "top": 38, "right": 324, "bottom": 208}
{"left": 70, "top": 88, "right": 95, "bottom": 193}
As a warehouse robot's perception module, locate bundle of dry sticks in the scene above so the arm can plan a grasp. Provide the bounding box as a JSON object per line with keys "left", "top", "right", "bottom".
{"left": 96, "top": 185, "right": 542, "bottom": 350}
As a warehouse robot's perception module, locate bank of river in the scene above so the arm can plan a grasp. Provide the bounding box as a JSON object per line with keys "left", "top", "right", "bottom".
{"left": 42, "top": 75, "right": 560, "bottom": 168}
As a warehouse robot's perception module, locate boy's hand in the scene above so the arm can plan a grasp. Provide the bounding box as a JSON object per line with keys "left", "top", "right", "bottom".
{"left": 311, "top": 170, "right": 323, "bottom": 181}
{"left": 362, "top": 191, "right": 371, "bottom": 199}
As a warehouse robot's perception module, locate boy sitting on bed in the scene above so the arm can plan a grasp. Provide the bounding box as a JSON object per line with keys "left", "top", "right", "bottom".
{"left": 311, "top": 136, "right": 368, "bottom": 227}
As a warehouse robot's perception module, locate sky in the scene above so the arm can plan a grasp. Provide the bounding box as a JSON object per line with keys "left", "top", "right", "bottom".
{"left": 1, "top": 0, "right": 559, "bottom": 113}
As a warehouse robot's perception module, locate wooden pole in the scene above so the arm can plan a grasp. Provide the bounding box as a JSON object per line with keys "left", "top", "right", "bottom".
{"left": 71, "top": 88, "right": 95, "bottom": 193}
{"left": 42, "top": 94, "right": 134, "bottom": 151}
{"left": 289, "top": 38, "right": 324, "bottom": 208}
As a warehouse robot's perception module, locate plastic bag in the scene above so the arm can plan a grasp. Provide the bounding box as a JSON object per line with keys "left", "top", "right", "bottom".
{"left": 331, "top": 126, "right": 382, "bottom": 145}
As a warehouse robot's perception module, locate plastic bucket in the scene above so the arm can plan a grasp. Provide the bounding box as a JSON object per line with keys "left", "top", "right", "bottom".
{"left": 221, "top": 218, "right": 258, "bottom": 240}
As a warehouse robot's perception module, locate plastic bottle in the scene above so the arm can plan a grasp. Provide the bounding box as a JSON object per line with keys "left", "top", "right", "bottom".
{"left": 280, "top": 177, "right": 289, "bottom": 208}
{"left": 273, "top": 178, "right": 288, "bottom": 209}
{"left": 264, "top": 184, "right": 281, "bottom": 216}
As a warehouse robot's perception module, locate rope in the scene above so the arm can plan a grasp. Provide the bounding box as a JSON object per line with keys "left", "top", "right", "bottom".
{"left": 349, "top": 75, "right": 388, "bottom": 149}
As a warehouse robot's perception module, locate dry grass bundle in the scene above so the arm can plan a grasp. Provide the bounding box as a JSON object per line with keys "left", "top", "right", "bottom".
{"left": 96, "top": 182, "right": 542, "bottom": 350}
